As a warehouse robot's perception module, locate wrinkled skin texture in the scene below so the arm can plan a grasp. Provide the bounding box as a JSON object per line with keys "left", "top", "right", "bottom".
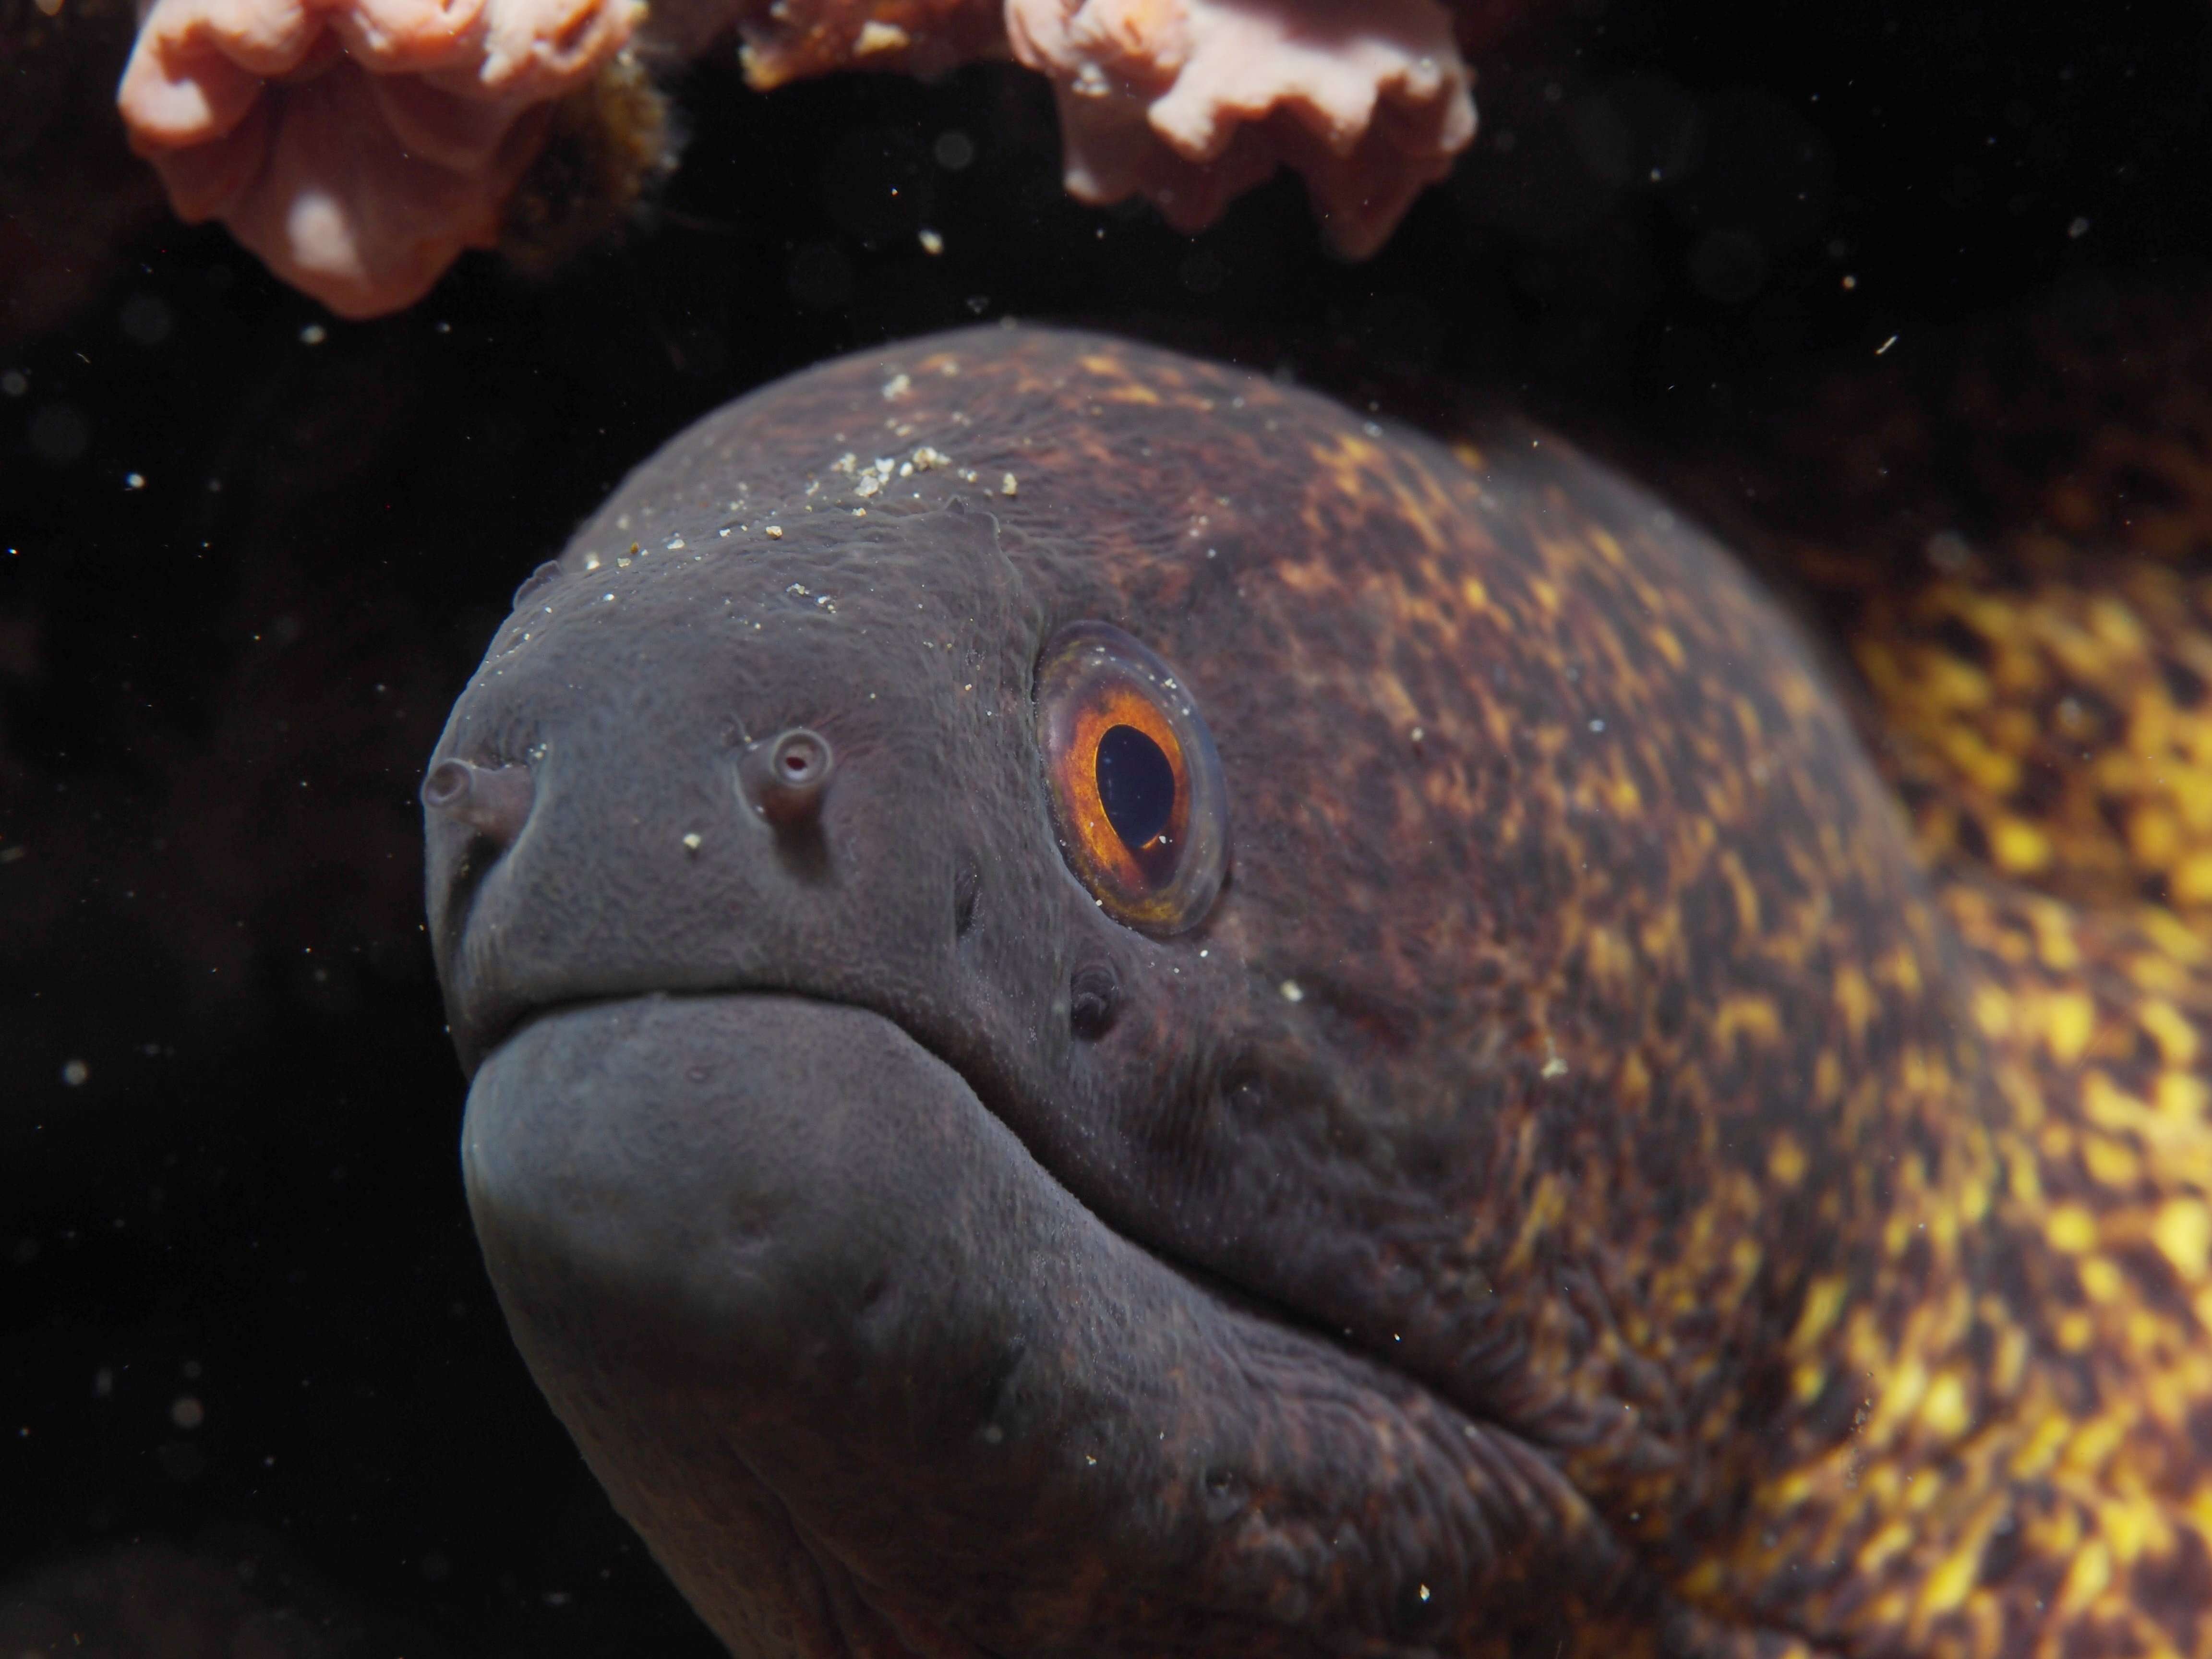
{"left": 428, "top": 328, "right": 2212, "bottom": 1657}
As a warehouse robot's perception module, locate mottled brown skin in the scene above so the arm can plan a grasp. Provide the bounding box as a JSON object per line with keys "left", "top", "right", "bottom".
{"left": 428, "top": 327, "right": 2212, "bottom": 1658}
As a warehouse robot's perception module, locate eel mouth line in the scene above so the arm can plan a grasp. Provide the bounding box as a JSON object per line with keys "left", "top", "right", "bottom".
{"left": 460, "top": 989, "right": 1637, "bottom": 1656}
{"left": 482, "top": 984, "right": 1453, "bottom": 1413}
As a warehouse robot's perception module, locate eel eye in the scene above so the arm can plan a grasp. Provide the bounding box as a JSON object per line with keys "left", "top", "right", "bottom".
{"left": 1035, "top": 621, "right": 1227, "bottom": 935}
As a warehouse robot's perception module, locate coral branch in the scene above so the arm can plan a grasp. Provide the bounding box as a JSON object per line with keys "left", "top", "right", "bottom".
{"left": 117, "top": 0, "right": 639, "bottom": 317}
{"left": 1006, "top": 0, "right": 1474, "bottom": 256}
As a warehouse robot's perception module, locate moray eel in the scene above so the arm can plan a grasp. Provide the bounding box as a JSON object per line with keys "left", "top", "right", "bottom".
{"left": 424, "top": 327, "right": 2212, "bottom": 1658}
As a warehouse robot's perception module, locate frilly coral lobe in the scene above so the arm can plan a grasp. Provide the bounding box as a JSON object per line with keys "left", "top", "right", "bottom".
{"left": 116, "top": 0, "right": 639, "bottom": 317}
{"left": 1006, "top": 0, "right": 1475, "bottom": 256}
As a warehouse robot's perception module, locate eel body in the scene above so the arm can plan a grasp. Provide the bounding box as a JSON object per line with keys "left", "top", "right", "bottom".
{"left": 424, "top": 326, "right": 2212, "bottom": 1657}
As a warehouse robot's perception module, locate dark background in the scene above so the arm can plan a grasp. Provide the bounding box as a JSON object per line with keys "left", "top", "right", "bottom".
{"left": 4, "top": 0, "right": 2210, "bottom": 1651}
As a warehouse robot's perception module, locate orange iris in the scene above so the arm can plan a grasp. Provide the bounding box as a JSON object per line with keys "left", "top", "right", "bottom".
{"left": 1034, "top": 621, "right": 1228, "bottom": 936}
{"left": 1057, "top": 681, "right": 1190, "bottom": 904}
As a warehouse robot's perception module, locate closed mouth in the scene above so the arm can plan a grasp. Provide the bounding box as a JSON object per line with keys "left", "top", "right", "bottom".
{"left": 461, "top": 987, "right": 1628, "bottom": 1654}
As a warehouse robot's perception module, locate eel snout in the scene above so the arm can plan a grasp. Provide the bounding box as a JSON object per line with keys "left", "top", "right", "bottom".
{"left": 461, "top": 994, "right": 1629, "bottom": 1659}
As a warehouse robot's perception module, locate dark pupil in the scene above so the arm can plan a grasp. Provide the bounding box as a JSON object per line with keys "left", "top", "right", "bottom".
{"left": 1095, "top": 724, "right": 1175, "bottom": 851}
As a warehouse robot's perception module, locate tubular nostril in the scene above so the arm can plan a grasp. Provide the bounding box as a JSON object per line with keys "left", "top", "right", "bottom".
{"left": 421, "top": 758, "right": 535, "bottom": 844}
{"left": 423, "top": 759, "right": 470, "bottom": 809}
{"left": 770, "top": 729, "right": 831, "bottom": 790}
{"left": 744, "top": 728, "right": 834, "bottom": 830}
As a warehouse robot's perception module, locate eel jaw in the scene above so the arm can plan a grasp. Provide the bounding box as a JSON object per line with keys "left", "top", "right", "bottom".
{"left": 462, "top": 993, "right": 1640, "bottom": 1659}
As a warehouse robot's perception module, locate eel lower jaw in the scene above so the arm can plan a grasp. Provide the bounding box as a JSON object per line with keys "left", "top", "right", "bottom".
{"left": 462, "top": 991, "right": 1645, "bottom": 1658}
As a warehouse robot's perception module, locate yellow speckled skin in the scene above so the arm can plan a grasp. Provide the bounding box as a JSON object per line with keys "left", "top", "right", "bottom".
{"left": 466, "top": 326, "right": 2212, "bottom": 1657}
{"left": 1711, "top": 298, "right": 2212, "bottom": 1657}
{"left": 1863, "top": 555, "right": 2212, "bottom": 912}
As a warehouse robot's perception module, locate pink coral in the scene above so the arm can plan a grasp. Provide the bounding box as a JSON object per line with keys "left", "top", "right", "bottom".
{"left": 117, "top": 0, "right": 1480, "bottom": 318}
{"left": 117, "top": 0, "right": 640, "bottom": 317}
{"left": 1004, "top": 0, "right": 1475, "bottom": 256}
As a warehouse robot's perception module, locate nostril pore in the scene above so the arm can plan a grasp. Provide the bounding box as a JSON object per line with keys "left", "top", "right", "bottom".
{"left": 421, "top": 758, "right": 535, "bottom": 844}
{"left": 953, "top": 858, "right": 981, "bottom": 938}
{"left": 1069, "top": 962, "right": 1120, "bottom": 1040}
{"left": 745, "top": 728, "right": 833, "bottom": 829}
